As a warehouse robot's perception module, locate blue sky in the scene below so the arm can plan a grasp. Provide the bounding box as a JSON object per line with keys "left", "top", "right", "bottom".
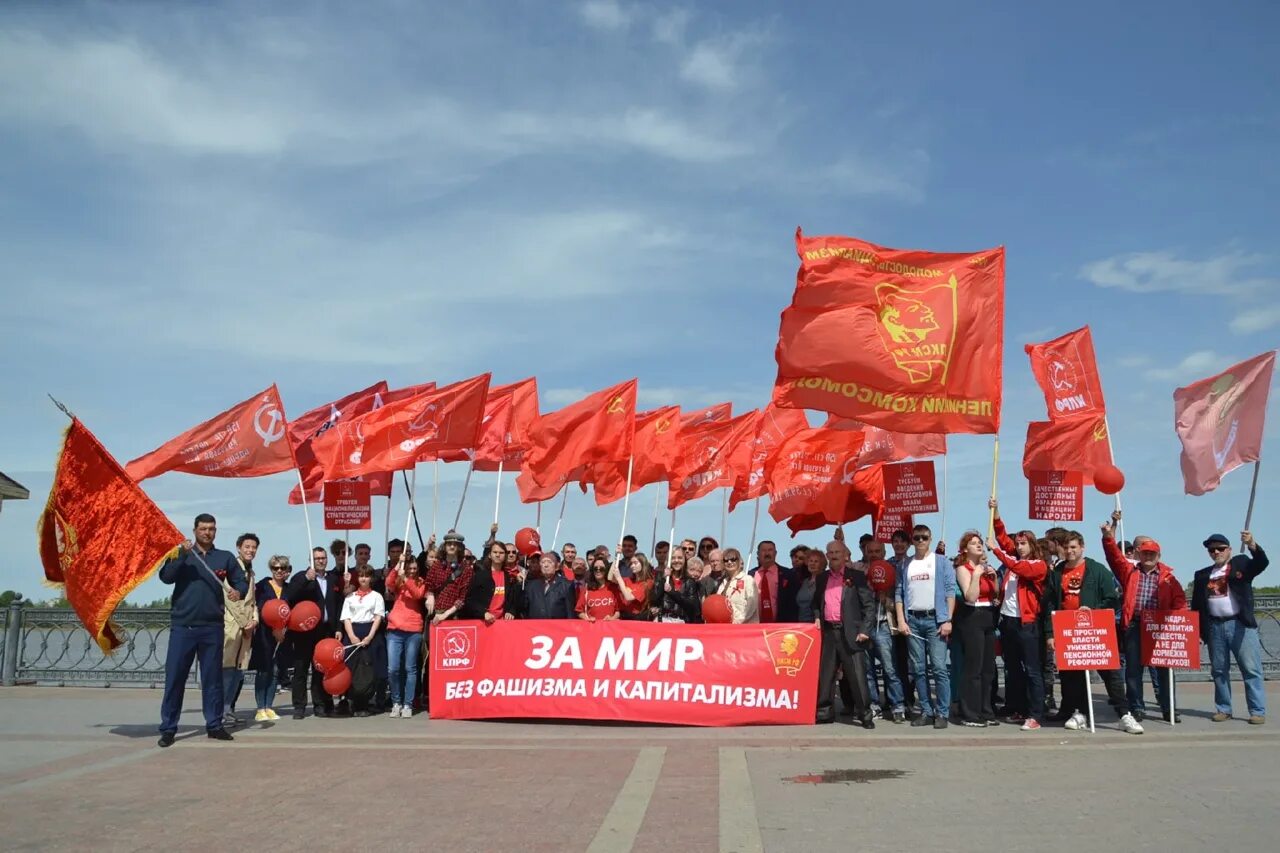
{"left": 2, "top": 0, "right": 1277, "bottom": 601}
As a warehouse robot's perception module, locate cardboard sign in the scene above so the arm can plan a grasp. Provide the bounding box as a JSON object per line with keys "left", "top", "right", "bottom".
{"left": 323, "top": 480, "right": 372, "bottom": 530}
{"left": 882, "top": 461, "right": 939, "bottom": 514}
{"left": 874, "top": 510, "right": 913, "bottom": 543}
{"left": 1140, "top": 610, "right": 1201, "bottom": 669}
{"left": 1028, "top": 470, "right": 1083, "bottom": 522}
{"left": 1052, "top": 608, "right": 1120, "bottom": 670}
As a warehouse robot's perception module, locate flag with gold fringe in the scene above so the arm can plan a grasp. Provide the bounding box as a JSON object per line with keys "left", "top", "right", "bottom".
{"left": 38, "top": 419, "right": 184, "bottom": 652}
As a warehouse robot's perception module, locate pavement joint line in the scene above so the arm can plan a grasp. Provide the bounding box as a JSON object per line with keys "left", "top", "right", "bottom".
{"left": 719, "top": 747, "right": 764, "bottom": 853}
{"left": 756, "top": 737, "right": 1275, "bottom": 753}
{"left": 0, "top": 745, "right": 157, "bottom": 794}
{"left": 586, "top": 747, "right": 666, "bottom": 853}
{"left": 172, "top": 741, "right": 645, "bottom": 751}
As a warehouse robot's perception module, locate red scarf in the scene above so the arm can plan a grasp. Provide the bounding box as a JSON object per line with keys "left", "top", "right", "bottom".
{"left": 758, "top": 568, "right": 774, "bottom": 622}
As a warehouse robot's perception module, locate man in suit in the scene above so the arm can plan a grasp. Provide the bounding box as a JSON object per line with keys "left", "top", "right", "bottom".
{"left": 285, "top": 547, "right": 345, "bottom": 719}
{"left": 814, "top": 539, "right": 877, "bottom": 728}
{"left": 1192, "top": 530, "right": 1269, "bottom": 725}
{"left": 749, "top": 540, "right": 799, "bottom": 623}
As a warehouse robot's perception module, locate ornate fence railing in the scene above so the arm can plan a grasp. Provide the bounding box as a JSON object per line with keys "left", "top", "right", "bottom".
{"left": 3, "top": 600, "right": 1280, "bottom": 687}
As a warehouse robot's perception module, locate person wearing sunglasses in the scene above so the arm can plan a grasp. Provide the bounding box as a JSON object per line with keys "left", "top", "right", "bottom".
{"left": 715, "top": 548, "right": 759, "bottom": 623}
{"left": 893, "top": 525, "right": 955, "bottom": 729}
{"left": 1192, "top": 530, "right": 1269, "bottom": 724}
{"left": 250, "top": 555, "right": 292, "bottom": 722}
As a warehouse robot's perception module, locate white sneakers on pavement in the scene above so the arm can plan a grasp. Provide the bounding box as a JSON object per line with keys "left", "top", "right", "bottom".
{"left": 1064, "top": 711, "right": 1087, "bottom": 731}
{"left": 1120, "top": 713, "right": 1145, "bottom": 735}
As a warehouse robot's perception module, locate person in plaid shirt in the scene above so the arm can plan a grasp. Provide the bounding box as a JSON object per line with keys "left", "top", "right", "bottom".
{"left": 1100, "top": 514, "right": 1188, "bottom": 724}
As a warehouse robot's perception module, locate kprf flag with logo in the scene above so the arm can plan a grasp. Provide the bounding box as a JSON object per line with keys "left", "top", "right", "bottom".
{"left": 288, "top": 380, "right": 392, "bottom": 505}
{"left": 680, "top": 403, "right": 733, "bottom": 428}
{"left": 310, "top": 374, "right": 491, "bottom": 480}
{"left": 824, "top": 416, "right": 947, "bottom": 467}
{"left": 668, "top": 411, "right": 760, "bottom": 510}
{"left": 1022, "top": 414, "right": 1113, "bottom": 485}
{"left": 483, "top": 377, "right": 540, "bottom": 471}
{"left": 1174, "top": 351, "right": 1276, "bottom": 495}
{"left": 591, "top": 405, "right": 681, "bottom": 506}
{"left": 523, "top": 379, "right": 638, "bottom": 487}
{"left": 788, "top": 464, "right": 887, "bottom": 537}
{"left": 1025, "top": 326, "right": 1106, "bottom": 420}
{"left": 125, "top": 385, "right": 293, "bottom": 482}
{"left": 729, "top": 405, "right": 810, "bottom": 510}
{"left": 40, "top": 419, "right": 185, "bottom": 652}
{"left": 773, "top": 229, "right": 1005, "bottom": 434}
{"left": 766, "top": 427, "right": 868, "bottom": 523}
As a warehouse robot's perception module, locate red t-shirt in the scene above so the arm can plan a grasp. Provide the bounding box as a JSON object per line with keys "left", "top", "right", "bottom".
{"left": 487, "top": 568, "right": 507, "bottom": 619}
{"left": 576, "top": 585, "right": 623, "bottom": 620}
{"left": 623, "top": 578, "right": 653, "bottom": 615}
{"left": 1061, "top": 563, "right": 1086, "bottom": 610}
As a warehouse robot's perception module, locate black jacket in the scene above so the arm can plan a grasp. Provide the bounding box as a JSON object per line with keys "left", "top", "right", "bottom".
{"left": 1042, "top": 558, "right": 1117, "bottom": 637}
{"left": 813, "top": 567, "right": 876, "bottom": 648}
{"left": 521, "top": 575, "right": 576, "bottom": 619}
{"left": 1191, "top": 546, "right": 1269, "bottom": 629}
{"left": 159, "top": 546, "right": 247, "bottom": 627}
{"left": 748, "top": 564, "right": 800, "bottom": 622}
{"left": 283, "top": 568, "right": 345, "bottom": 638}
{"left": 655, "top": 572, "right": 704, "bottom": 623}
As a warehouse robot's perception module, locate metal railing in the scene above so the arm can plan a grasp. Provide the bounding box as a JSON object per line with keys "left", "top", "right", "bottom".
{"left": 3, "top": 599, "right": 1280, "bottom": 687}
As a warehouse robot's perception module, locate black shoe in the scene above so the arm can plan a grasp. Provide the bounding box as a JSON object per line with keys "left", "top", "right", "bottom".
{"left": 815, "top": 714, "right": 835, "bottom": 724}
{"left": 1049, "top": 712, "right": 1073, "bottom": 724}
{"left": 354, "top": 710, "right": 371, "bottom": 718}
{"left": 1045, "top": 698, "right": 1058, "bottom": 713}
{"left": 157, "top": 731, "right": 175, "bottom": 748}
{"left": 862, "top": 716, "right": 876, "bottom": 730}
{"left": 892, "top": 710, "right": 906, "bottom": 724}
{"left": 336, "top": 700, "right": 351, "bottom": 716}
{"left": 293, "top": 709, "right": 305, "bottom": 720}
{"left": 934, "top": 716, "right": 949, "bottom": 729}
{"left": 1163, "top": 711, "right": 1183, "bottom": 724}
{"left": 984, "top": 718, "right": 1001, "bottom": 727}
{"left": 314, "top": 707, "right": 330, "bottom": 718}
{"left": 911, "top": 715, "right": 935, "bottom": 728}
{"left": 1132, "top": 709, "right": 1146, "bottom": 722}
{"left": 207, "top": 728, "right": 234, "bottom": 741}
{"left": 962, "top": 719, "right": 986, "bottom": 728}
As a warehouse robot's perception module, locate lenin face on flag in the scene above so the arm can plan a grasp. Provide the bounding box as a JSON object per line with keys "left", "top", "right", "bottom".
{"left": 873, "top": 277, "right": 958, "bottom": 385}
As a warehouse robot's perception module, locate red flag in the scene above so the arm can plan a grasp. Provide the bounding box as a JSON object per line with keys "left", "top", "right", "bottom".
{"left": 728, "top": 406, "right": 810, "bottom": 510}
{"left": 1022, "top": 414, "right": 1113, "bottom": 485}
{"left": 591, "top": 406, "right": 681, "bottom": 506}
{"left": 1174, "top": 351, "right": 1276, "bottom": 495}
{"left": 767, "top": 427, "right": 868, "bottom": 523}
{"left": 523, "top": 380, "right": 638, "bottom": 487}
{"left": 788, "top": 464, "right": 887, "bottom": 537}
{"left": 680, "top": 403, "right": 732, "bottom": 428}
{"left": 773, "top": 229, "right": 1004, "bottom": 434}
{"left": 40, "top": 420, "right": 185, "bottom": 651}
{"left": 488, "top": 377, "right": 539, "bottom": 470}
{"left": 668, "top": 411, "right": 760, "bottom": 510}
{"left": 288, "top": 381, "right": 391, "bottom": 505}
{"left": 824, "top": 416, "right": 947, "bottom": 466}
{"left": 126, "top": 385, "right": 293, "bottom": 482}
{"left": 310, "top": 374, "right": 491, "bottom": 480}
{"left": 439, "top": 390, "right": 516, "bottom": 469}
{"left": 516, "top": 466, "right": 589, "bottom": 503}
{"left": 1025, "top": 326, "right": 1106, "bottom": 419}
{"left": 372, "top": 382, "right": 436, "bottom": 409}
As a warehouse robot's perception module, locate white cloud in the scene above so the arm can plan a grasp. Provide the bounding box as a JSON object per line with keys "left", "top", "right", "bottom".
{"left": 1144, "top": 350, "right": 1236, "bottom": 383}
{"left": 1231, "top": 304, "right": 1280, "bottom": 333}
{"left": 578, "top": 0, "right": 633, "bottom": 32}
{"left": 679, "top": 32, "right": 761, "bottom": 92}
{"left": 1079, "top": 249, "right": 1271, "bottom": 297}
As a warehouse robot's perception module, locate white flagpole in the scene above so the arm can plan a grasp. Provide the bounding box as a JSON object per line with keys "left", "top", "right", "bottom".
{"left": 650, "top": 486, "right": 661, "bottom": 553}
{"left": 432, "top": 459, "right": 440, "bottom": 538}
{"left": 1169, "top": 669, "right": 1177, "bottom": 728}
{"left": 493, "top": 459, "right": 504, "bottom": 525}
{"left": 401, "top": 468, "right": 417, "bottom": 557}
{"left": 1086, "top": 670, "right": 1096, "bottom": 733}
{"left": 551, "top": 483, "right": 569, "bottom": 551}
{"left": 453, "top": 460, "right": 474, "bottom": 531}
{"left": 720, "top": 487, "right": 728, "bottom": 545}
{"left": 613, "top": 456, "right": 635, "bottom": 571}
{"left": 295, "top": 470, "right": 315, "bottom": 557}
{"left": 667, "top": 505, "right": 676, "bottom": 571}
{"left": 743, "top": 497, "right": 761, "bottom": 574}
{"left": 383, "top": 487, "right": 393, "bottom": 559}
{"left": 536, "top": 500, "right": 542, "bottom": 534}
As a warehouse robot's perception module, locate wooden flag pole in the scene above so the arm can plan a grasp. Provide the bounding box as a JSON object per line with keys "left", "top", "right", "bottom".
{"left": 986, "top": 438, "right": 1000, "bottom": 539}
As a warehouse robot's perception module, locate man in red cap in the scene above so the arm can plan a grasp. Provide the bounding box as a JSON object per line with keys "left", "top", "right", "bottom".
{"left": 1100, "top": 515, "right": 1187, "bottom": 723}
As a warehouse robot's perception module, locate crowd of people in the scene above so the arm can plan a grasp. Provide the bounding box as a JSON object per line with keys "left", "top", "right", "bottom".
{"left": 153, "top": 509, "right": 1268, "bottom": 746}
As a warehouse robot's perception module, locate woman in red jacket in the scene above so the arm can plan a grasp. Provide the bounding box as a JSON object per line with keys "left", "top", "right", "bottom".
{"left": 987, "top": 498, "right": 1049, "bottom": 730}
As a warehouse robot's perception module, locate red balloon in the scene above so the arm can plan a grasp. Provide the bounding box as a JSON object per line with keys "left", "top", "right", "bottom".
{"left": 261, "top": 599, "right": 290, "bottom": 630}
{"left": 322, "top": 665, "right": 352, "bottom": 697}
{"left": 287, "top": 600, "right": 322, "bottom": 633}
{"left": 702, "top": 593, "right": 732, "bottom": 624}
{"left": 515, "top": 527, "right": 542, "bottom": 557}
{"left": 868, "top": 560, "right": 897, "bottom": 594}
{"left": 1094, "top": 464, "right": 1126, "bottom": 495}
{"left": 312, "top": 638, "right": 345, "bottom": 674}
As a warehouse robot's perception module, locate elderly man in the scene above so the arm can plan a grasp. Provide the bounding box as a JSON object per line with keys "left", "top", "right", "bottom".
{"left": 700, "top": 548, "right": 725, "bottom": 596}
{"left": 522, "top": 552, "right": 576, "bottom": 619}
{"left": 1101, "top": 516, "right": 1187, "bottom": 722}
{"left": 814, "top": 539, "right": 876, "bottom": 727}
{"left": 1192, "top": 530, "right": 1269, "bottom": 724}
{"left": 749, "top": 540, "right": 798, "bottom": 623}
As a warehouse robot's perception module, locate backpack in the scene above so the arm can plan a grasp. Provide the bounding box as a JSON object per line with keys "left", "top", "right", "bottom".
{"left": 348, "top": 646, "right": 376, "bottom": 705}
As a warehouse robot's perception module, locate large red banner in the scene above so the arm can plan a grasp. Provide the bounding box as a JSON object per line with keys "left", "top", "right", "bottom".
{"left": 1053, "top": 609, "right": 1120, "bottom": 670}
{"left": 429, "top": 620, "right": 819, "bottom": 726}
{"left": 1028, "top": 470, "right": 1083, "bottom": 521}
{"left": 882, "top": 461, "right": 938, "bottom": 514}
{"left": 1140, "top": 611, "right": 1201, "bottom": 669}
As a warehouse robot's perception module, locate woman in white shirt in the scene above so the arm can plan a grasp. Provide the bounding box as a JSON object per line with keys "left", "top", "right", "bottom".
{"left": 341, "top": 566, "right": 387, "bottom": 717}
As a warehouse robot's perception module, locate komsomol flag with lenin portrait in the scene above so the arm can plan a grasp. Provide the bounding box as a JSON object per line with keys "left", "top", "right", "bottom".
{"left": 773, "top": 229, "right": 1004, "bottom": 434}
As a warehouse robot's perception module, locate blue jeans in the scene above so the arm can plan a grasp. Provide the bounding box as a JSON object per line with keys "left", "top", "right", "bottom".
{"left": 1207, "top": 618, "right": 1266, "bottom": 717}
{"left": 906, "top": 613, "right": 950, "bottom": 718}
{"left": 254, "top": 667, "right": 278, "bottom": 710}
{"left": 1123, "top": 624, "right": 1170, "bottom": 715}
{"left": 160, "top": 624, "right": 224, "bottom": 734}
{"left": 221, "top": 668, "right": 244, "bottom": 713}
{"left": 869, "top": 623, "right": 905, "bottom": 712}
{"left": 386, "top": 629, "right": 423, "bottom": 707}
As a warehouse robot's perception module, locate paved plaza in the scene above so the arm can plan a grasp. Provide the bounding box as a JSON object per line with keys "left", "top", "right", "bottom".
{"left": 1, "top": 681, "right": 1276, "bottom": 852}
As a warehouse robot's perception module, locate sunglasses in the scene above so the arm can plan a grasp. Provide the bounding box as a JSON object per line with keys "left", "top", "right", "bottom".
{"left": 912, "top": 535, "right": 931, "bottom": 542}
{"left": 1208, "top": 545, "right": 1229, "bottom": 553}
{"left": 271, "top": 565, "right": 291, "bottom": 571}
{"left": 724, "top": 556, "right": 740, "bottom": 563}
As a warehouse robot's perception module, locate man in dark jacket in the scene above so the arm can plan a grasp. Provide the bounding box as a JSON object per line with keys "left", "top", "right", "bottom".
{"left": 1043, "top": 531, "right": 1140, "bottom": 734}
{"left": 284, "top": 547, "right": 345, "bottom": 719}
{"left": 748, "top": 541, "right": 799, "bottom": 623}
{"left": 1191, "top": 531, "right": 1268, "bottom": 724}
{"left": 157, "top": 513, "right": 247, "bottom": 747}
{"left": 522, "top": 553, "right": 576, "bottom": 618}
{"left": 814, "top": 540, "right": 877, "bottom": 728}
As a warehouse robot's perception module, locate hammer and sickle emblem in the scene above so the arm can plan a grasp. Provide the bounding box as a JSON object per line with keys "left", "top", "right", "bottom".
{"left": 1092, "top": 421, "right": 1108, "bottom": 442}
{"left": 841, "top": 456, "right": 858, "bottom": 484}
{"left": 255, "top": 401, "right": 286, "bottom": 447}
{"left": 654, "top": 417, "right": 672, "bottom": 434}
{"left": 606, "top": 395, "right": 626, "bottom": 415}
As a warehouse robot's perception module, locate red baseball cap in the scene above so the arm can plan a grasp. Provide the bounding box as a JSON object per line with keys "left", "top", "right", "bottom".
{"left": 1136, "top": 540, "right": 1161, "bottom": 553}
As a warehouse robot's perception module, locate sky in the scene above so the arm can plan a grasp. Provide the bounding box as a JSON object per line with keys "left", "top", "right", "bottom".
{"left": 1, "top": 0, "right": 1278, "bottom": 602}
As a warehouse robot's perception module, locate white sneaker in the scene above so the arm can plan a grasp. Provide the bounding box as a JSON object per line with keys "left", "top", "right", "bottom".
{"left": 1120, "top": 713, "right": 1144, "bottom": 735}
{"left": 1064, "top": 711, "right": 1086, "bottom": 731}
{"left": 389, "top": 704, "right": 402, "bottom": 718}
{"left": 400, "top": 705, "right": 413, "bottom": 719}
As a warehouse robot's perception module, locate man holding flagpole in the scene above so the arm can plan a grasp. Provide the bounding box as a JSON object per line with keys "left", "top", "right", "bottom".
{"left": 1192, "top": 531, "right": 1269, "bottom": 725}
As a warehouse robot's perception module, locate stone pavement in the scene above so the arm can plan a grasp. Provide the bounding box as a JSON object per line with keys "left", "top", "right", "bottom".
{"left": 0, "top": 681, "right": 1275, "bottom": 852}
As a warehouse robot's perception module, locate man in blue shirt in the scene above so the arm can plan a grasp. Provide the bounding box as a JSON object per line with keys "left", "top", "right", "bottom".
{"left": 158, "top": 513, "right": 247, "bottom": 747}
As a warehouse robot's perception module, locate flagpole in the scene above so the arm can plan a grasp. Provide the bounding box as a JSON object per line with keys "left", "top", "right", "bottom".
{"left": 493, "top": 460, "right": 504, "bottom": 525}
{"left": 295, "top": 470, "right": 315, "bottom": 558}
{"left": 1104, "top": 415, "right": 1124, "bottom": 539}
{"left": 402, "top": 470, "right": 425, "bottom": 551}
{"left": 383, "top": 487, "right": 392, "bottom": 558}
{"left": 667, "top": 505, "right": 676, "bottom": 571}
{"left": 985, "top": 438, "right": 999, "bottom": 539}
{"left": 744, "top": 497, "right": 761, "bottom": 574}
{"left": 1244, "top": 461, "right": 1261, "bottom": 546}
{"left": 943, "top": 452, "right": 950, "bottom": 545}
{"left": 650, "top": 486, "right": 661, "bottom": 553}
{"left": 720, "top": 487, "right": 728, "bottom": 545}
{"left": 536, "top": 500, "right": 542, "bottom": 534}
{"left": 453, "top": 460, "right": 474, "bottom": 531}
{"left": 613, "top": 456, "right": 635, "bottom": 572}
{"left": 432, "top": 460, "right": 440, "bottom": 538}
{"left": 551, "top": 483, "right": 569, "bottom": 551}
{"left": 401, "top": 468, "right": 417, "bottom": 558}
